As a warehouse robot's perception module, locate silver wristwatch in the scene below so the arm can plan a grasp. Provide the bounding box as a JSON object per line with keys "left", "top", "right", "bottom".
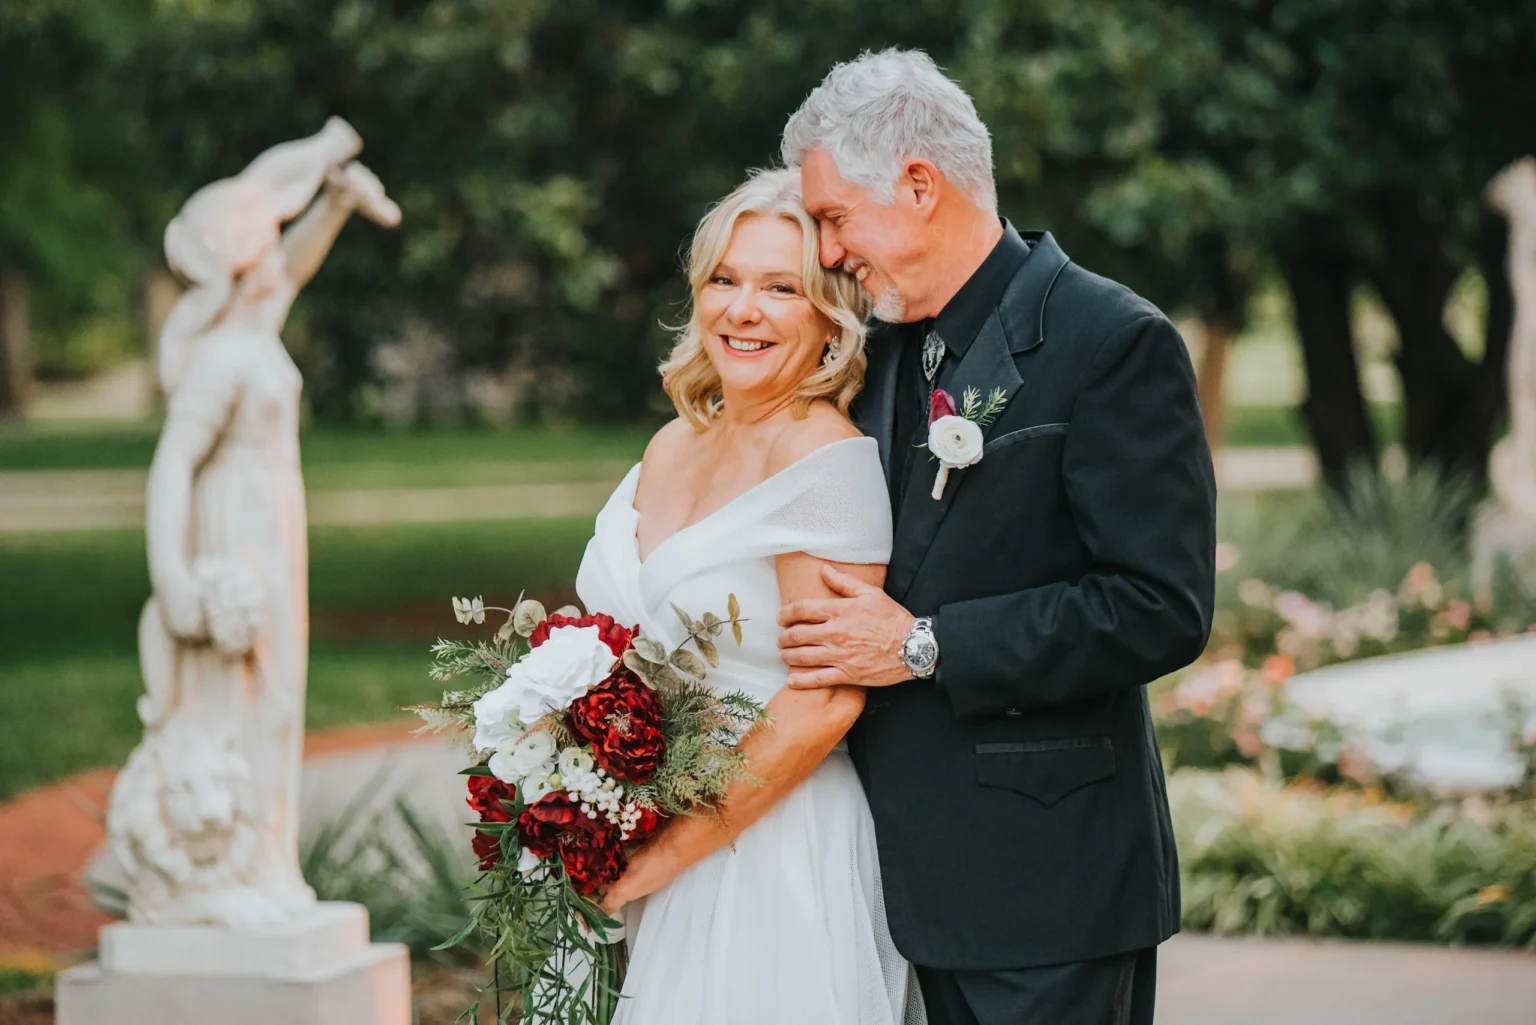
{"left": 900, "top": 617, "right": 939, "bottom": 679}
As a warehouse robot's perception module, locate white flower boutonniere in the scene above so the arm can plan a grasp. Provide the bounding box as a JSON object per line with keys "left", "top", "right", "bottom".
{"left": 926, "top": 386, "right": 1007, "bottom": 500}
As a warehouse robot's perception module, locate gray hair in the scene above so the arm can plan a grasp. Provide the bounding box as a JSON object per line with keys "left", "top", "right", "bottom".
{"left": 781, "top": 49, "right": 997, "bottom": 213}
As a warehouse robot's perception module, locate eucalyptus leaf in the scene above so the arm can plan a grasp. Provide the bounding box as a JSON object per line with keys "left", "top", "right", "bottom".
{"left": 495, "top": 613, "right": 517, "bottom": 643}
{"left": 632, "top": 636, "right": 668, "bottom": 663}
{"left": 651, "top": 665, "right": 683, "bottom": 691}
{"left": 672, "top": 603, "right": 696, "bottom": 633}
{"left": 728, "top": 593, "right": 740, "bottom": 620}
{"left": 732, "top": 620, "right": 743, "bottom": 646}
{"left": 622, "top": 649, "right": 655, "bottom": 686}
{"left": 701, "top": 611, "right": 723, "bottom": 637}
{"left": 695, "top": 636, "right": 720, "bottom": 667}
{"left": 670, "top": 649, "right": 708, "bottom": 678}
{"left": 553, "top": 604, "right": 582, "bottom": 618}
{"left": 512, "top": 599, "right": 547, "bottom": 636}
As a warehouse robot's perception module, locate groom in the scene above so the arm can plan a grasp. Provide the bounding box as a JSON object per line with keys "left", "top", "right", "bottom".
{"left": 777, "top": 50, "right": 1217, "bottom": 1025}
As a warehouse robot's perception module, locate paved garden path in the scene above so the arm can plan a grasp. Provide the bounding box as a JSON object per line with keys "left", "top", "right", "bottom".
{"left": 1159, "top": 932, "right": 1536, "bottom": 1024}
{"left": 0, "top": 447, "right": 1317, "bottom": 533}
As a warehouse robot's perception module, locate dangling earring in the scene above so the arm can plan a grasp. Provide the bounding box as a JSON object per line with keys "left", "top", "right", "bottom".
{"left": 823, "top": 337, "right": 842, "bottom": 365}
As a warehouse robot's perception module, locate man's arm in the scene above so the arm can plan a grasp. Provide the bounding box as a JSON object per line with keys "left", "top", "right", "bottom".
{"left": 781, "top": 313, "right": 1216, "bottom": 717}
{"left": 600, "top": 551, "right": 884, "bottom": 914}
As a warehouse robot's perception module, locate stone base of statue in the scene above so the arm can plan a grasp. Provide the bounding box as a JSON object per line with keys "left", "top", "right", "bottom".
{"left": 55, "top": 903, "right": 411, "bottom": 1025}
{"left": 1473, "top": 505, "right": 1536, "bottom": 600}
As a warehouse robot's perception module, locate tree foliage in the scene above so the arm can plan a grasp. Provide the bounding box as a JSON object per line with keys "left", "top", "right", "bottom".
{"left": 2, "top": 0, "right": 1531, "bottom": 453}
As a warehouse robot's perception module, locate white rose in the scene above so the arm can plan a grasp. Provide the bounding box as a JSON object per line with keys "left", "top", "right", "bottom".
{"left": 471, "top": 625, "right": 615, "bottom": 751}
{"left": 927, "top": 415, "right": 985, "bottom": 469}
{"left": 471, "top": 685, "right": 524, "bottom": 753}
{"left": 488, "top": 730, "right": 559, "bottom": 782}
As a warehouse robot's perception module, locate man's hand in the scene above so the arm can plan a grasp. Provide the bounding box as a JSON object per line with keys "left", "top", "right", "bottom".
{"left": 778, "top": 564, "right": 915, "bottom": 689}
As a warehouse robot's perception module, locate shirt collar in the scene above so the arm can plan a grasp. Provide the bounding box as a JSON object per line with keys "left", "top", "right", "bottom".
{"left": 929, "top": 219, "right": 1033, "bottom": 359}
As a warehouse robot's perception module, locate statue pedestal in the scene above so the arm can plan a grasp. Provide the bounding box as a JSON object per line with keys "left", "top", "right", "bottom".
{"left": 1473, "top": 505, "right": 1536, "bottom": 599}
{"left": 55, "top": 902, "right": 411, "bottom": 1025}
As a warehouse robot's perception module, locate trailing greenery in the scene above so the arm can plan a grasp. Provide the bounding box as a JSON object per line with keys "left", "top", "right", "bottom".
{"left": 1173, "top": 768, "right": 1536, "bottom": 947}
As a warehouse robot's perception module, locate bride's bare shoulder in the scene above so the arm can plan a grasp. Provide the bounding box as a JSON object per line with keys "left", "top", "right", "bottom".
{"left": 635, "top": 418, "right": 695, "bottom": 498}
{"left": 765, "top": 403, "right": 863, "bottom": 476}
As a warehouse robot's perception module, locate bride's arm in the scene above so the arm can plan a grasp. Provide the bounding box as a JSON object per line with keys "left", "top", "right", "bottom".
{"left": 599, "top": 552, "right": 884, "bottom": 914}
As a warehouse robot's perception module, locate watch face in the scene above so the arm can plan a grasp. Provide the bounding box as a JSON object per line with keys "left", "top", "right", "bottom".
{"left": 904, "top": 636, "right": 938, "bottom": 671}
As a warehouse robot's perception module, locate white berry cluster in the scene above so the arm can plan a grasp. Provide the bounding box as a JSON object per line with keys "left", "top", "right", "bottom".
{"left": 562, "top": 756, "right": 630, "bottom": 830}
{"left": 617, "top": 801, "right": 648, "bottom": 841}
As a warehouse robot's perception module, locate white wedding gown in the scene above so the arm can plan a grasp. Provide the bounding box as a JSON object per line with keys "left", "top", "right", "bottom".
{"left": 575, "top": 436, "right": 925, "bottom": 1025}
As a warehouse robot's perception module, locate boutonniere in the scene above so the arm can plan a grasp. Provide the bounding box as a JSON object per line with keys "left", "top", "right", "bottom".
{"left": 926, "top": 386, "right": 1007, "bottom": 500}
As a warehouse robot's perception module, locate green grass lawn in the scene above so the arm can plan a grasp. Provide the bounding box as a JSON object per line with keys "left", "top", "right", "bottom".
{"left": 1222, "top": 402, "right": 1401, "bottom": 448}
{"left": 0, "top": 518, "right": 595, "bottom": 800}
{"left": 0, "top": 422, "right": 654, "bottom": 488}
{"left": 1, "top": 405, "right": 1398, "bottom": 480}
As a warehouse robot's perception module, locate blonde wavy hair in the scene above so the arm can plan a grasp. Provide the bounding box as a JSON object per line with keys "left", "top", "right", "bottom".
{"left": 661, "top": 168, "right": 871, "bottom": 429}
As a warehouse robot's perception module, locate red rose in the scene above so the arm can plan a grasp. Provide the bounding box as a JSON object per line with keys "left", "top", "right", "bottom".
{"left": 929, "top": 388, "right": 957, "bottom": 425}
{"left": 529, "top": 612, "right": 636, "bottom": 658}
{"left": 627, "top": 804, "right": 665, "bottom": 843}
{"left": 517, "top": 791, "right": 583, "bottom": 859}
{"left": 568, "top": 670, "right": 667, "bottom": 782}
{"left": 472, "top": 830, "right": 504, "bottom": 872}
{"left": 466, "top": 774, "right": 516, "bottom": 822}
{"left": 560, "top": 829, "right": 628, "bottom": 895}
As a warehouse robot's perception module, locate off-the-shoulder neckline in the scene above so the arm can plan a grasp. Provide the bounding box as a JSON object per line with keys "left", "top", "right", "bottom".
{"left": 627, "top": 435, "right": 874, "bottom": 567}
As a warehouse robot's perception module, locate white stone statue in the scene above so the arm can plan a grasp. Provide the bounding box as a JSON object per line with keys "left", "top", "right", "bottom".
{"left": 106, "top": 117, "right": 401, "bottom": 928}
{"left": 1475, "top": 157, "right": 1536, "bottom": 595}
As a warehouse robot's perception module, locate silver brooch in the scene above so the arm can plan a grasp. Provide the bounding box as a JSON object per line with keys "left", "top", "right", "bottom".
{"left": 922, "top": 330, "right": 945, "bottom": 383}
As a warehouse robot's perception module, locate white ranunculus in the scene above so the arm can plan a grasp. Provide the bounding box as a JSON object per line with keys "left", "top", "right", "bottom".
{"left": 471, "top": 625, "right": 615, "bottom": 751}
{"left": 521, "top": 769, "right": 557, "bottom": 804}
{"left": 488, "top": 730, "right": 559, "bottom": 782}
{"left": 558, "top": 746, "right": 596, "bottom": 780}
{"left": 928, "top": 415, "right": 985, "bottom": 469}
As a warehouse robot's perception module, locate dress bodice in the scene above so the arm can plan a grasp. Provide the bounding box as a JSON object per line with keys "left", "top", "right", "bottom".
{"left": 575, "top": 436, "right": 893, "bottom": 705}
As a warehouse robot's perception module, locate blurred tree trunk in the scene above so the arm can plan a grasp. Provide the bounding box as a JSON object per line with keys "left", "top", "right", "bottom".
{"left": 0, "top": 270, "right": 32, "bottom": 420}
{"left": 1195, "top": 317, "right": 1235, "bottom": 449}
{"left": 143, "top": 266, "right": 182, "bottom": 408}
{"left": 1285, "top": 230, "right": 1377, "bottom": 486}
{"left": 1365, "top": 195, "right": 1506, "bottom": 479}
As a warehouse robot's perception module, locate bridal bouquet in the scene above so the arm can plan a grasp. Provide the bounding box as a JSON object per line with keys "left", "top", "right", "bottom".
{"left": 411, "top": 593, "right": 765, "bottom": 1024}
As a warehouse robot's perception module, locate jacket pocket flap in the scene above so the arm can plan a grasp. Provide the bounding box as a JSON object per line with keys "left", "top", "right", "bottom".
{"left": 974, "top": 737, "right": 1116, "bottom": 807}
{"left": 984, "top": 423, "right": 1069, "bottom": 455}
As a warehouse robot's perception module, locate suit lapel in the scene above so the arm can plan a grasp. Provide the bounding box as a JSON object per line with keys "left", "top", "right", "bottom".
{"left": 885, "top": 312, "right": 1024, "bottom": 602}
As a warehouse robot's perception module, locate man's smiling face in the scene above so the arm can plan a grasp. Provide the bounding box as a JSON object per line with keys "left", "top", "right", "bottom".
{"left": 800, "top": 148, "right": 925, "bottom": 324}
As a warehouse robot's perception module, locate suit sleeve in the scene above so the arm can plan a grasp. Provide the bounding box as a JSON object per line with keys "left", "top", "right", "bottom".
{"left": 931, "top": 313, "right": 1217, "bottom": 719}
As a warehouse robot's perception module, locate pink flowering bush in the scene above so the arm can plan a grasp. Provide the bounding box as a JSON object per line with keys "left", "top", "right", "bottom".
{"left": 1158, "top": 554, "right": 1536, "bottom": 787}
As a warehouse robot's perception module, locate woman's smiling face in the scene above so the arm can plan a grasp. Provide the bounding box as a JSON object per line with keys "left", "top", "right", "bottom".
{"left": 695, "top": 213, "right": 834, "bottom": 407}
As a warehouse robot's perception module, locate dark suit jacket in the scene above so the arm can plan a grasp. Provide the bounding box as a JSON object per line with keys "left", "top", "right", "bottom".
{"left": 848, "top": 228, "right": 1217, "bottom": 971}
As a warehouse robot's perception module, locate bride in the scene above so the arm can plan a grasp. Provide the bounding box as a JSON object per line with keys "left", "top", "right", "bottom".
{"left": 573, "top": 167, "right": 923, "bottom": 1024}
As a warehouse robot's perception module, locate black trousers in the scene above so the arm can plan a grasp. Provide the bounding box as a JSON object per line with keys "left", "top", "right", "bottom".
{"left": 915, "top": 947, "right": 1157, "bottom": 1025}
